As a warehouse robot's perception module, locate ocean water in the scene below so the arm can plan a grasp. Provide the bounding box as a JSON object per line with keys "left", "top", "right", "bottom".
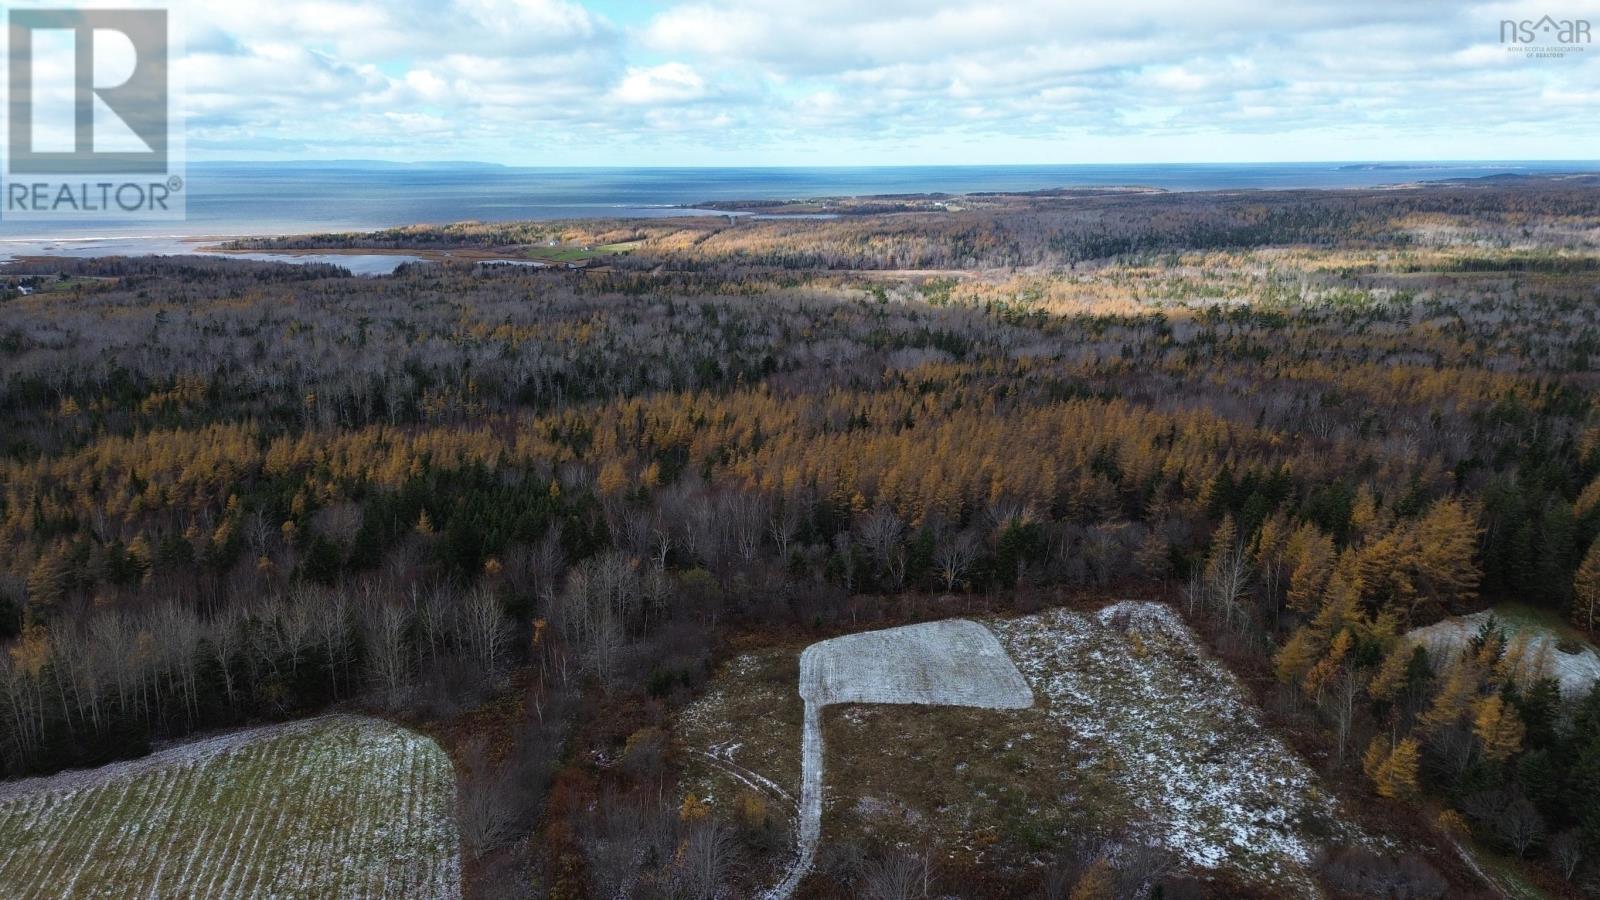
{"left": 1, "top": 160, "right": 1596, "bottom": 264}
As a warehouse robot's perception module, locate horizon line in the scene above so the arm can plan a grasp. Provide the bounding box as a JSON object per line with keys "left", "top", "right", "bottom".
{"left": 183, "top": 158, "right": 1600, "bottom": 169}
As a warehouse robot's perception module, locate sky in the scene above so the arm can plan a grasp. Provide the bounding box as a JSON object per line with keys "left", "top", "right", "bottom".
{"left": 16, "top": 0, "right": 1600, "bottom": 165}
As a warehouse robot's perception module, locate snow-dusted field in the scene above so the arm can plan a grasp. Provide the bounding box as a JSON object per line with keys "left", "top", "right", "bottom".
{"left": 799, "top": 618, "right": 1036, "bottom": 709}
{"left": 991, "top": 602, "right": 1360, "bottom": 893}
{"left": 773, "top": 620, "right": 1033, "bottom": 899}
{"left": 1407, "top": 610, "right": 1600, "bottom": 697}
{"left": 0, "top": 715, "right": 460, "bottom": 899}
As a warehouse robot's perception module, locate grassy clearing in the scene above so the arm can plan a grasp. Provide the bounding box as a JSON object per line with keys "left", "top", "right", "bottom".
{"left": 0, "top": 715, "right": 459, "bottom": 899}
{"left": 4, "top": 275, "right": 117, "bottom": 294}
{"left": 520, "top": 240, "right": 642, "bottom": 262}
{"left": 677, "top": 650, "right": 803, "bottom": 789}
{"left": 676, "top": 646, "right": 805, "bottom": 891}
{"left": 824, "top": 700, "right": 1121, "bottom": 874}
{"left": 522, "top": 246, "right": 591, "bottom": 262}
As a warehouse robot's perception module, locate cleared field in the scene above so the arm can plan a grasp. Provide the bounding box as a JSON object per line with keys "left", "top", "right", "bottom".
{"left": 681, "top": 604, "right": 1362, "bottom": 896}
{"left": 0, "top": 715, "right": 460, "bottom": 899}
{"left": 520, "top": 239, "right": 641, "bottom": 262}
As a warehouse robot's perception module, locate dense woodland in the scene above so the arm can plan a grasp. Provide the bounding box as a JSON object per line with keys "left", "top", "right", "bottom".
{"left": 6, "top": 177, "right": 1600, "bottom": 897}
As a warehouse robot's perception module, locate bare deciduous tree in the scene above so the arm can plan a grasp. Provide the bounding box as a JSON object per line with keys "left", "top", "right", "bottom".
{"left": 934, "top": 530, "right": 980, "bottom": 593}
{"left": 678, "top": 820, "right": 740, "bottom": 900}
{"left": 310, "top": 589, "right": 352, "bottom": 697}
{"left": 723, "top": 492, "right": 768, "bottom": 563}
{"left": 362, "top": 598, "right": 410, "bottom": 708}
{"left": 769, "top": 501, "right": 801, "bottom": 560}
{"left": 582, "top": 796, "right": 652, "bottom": 900}
{"left": 857, "top": 505, "right": 906, "bottom": 587}
{"left": 206, "top": 604, "right": 244, "bottom": 711}
{"left": 860, "top": 850, "right": 932, "bottom": 900}
{"left": 1549, "top": 829, "right": 1583, "bottom": 881}
{"left": 149, "top": 601, "right": 202, "bottom": 726}
{"left": 1324, "top": 668, "right": 1364, "bottom": 766}
{"left": 1206, "top": 543, "right": 1253, "bottom": 633}
{"left": 1498, "top": 795, "right": 1545, "bottom": 858}
{"left": 456, "top": 736, "right": 519, "bottom": 858}
{"left": 460, "top": 585, "right": 512, "bottom": 680}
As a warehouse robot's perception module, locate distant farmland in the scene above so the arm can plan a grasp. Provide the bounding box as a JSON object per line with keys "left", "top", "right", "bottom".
{"left": 0, "top": 716, "right": 459, "bottom": 899}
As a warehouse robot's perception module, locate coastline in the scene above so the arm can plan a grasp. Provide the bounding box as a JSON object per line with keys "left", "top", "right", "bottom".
{"left": 5, "top": 164, "right": 1598, "bottom": 273}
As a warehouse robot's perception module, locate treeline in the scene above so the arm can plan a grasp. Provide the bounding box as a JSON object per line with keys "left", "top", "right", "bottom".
{"left": 0, "top": 581, "right": 514, "bottom": 775}
{"left": 224, "top": 220, "right": 645, "bottom": 252}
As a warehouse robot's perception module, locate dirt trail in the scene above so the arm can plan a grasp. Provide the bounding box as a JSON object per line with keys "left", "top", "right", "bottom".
{"left": 768, "top": 701, "right": 824, "bottom": 900}
{"left": 765, "top": 619, "right": 1033, "bottom": 899}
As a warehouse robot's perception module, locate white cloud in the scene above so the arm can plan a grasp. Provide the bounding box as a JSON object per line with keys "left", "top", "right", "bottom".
{"left": 71, "top": 0, "right": 1587, "bottom": 162}
{"left": 612, "top": 62, "right": 708, "bottom": 104}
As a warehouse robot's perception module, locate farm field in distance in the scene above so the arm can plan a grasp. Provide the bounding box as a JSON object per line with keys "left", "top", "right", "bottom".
{"left": 0, "top": 717, "right": 460, "bottom": 899}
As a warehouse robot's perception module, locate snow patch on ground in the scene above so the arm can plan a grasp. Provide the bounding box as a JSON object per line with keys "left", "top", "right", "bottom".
{"left": 990, "top": 601, "right": 1360, "bottom": 894}
{"left": 1407, "top": 611, "right": 1600, "bottom": 698}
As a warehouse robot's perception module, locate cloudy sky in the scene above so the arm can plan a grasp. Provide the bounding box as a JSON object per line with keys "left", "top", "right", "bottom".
{"left": 38, "top": 0, "right": 1600, "bottom": 164}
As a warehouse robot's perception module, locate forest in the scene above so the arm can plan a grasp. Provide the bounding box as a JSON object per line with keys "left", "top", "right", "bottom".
{"left": 5, "top": 176, "right": 1600, "bottom": 897}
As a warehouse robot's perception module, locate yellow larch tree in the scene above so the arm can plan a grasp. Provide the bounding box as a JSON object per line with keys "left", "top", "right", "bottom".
{"left": 1408, "top": 498, "right": 1482, "bottom": 617}
{"left": 1472, "top": 695, "right": 1525, "bottom": 763}
{"left": 1367, "top": 640, "right": 1416, "bottom": 703}
{"left": 1361, "top": 736, "right": 1421, "bottom": 799}
{"left": 1420, "top": 661, "right": 1478, "bottom": 733}
{"left": 1285, "top": 523, "right": 1335, "bottom": 614}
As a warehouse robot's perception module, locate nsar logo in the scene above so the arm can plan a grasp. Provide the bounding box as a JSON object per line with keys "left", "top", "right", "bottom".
{"left": 1500, "top": 14, "right": 1591, "bottom": 59}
